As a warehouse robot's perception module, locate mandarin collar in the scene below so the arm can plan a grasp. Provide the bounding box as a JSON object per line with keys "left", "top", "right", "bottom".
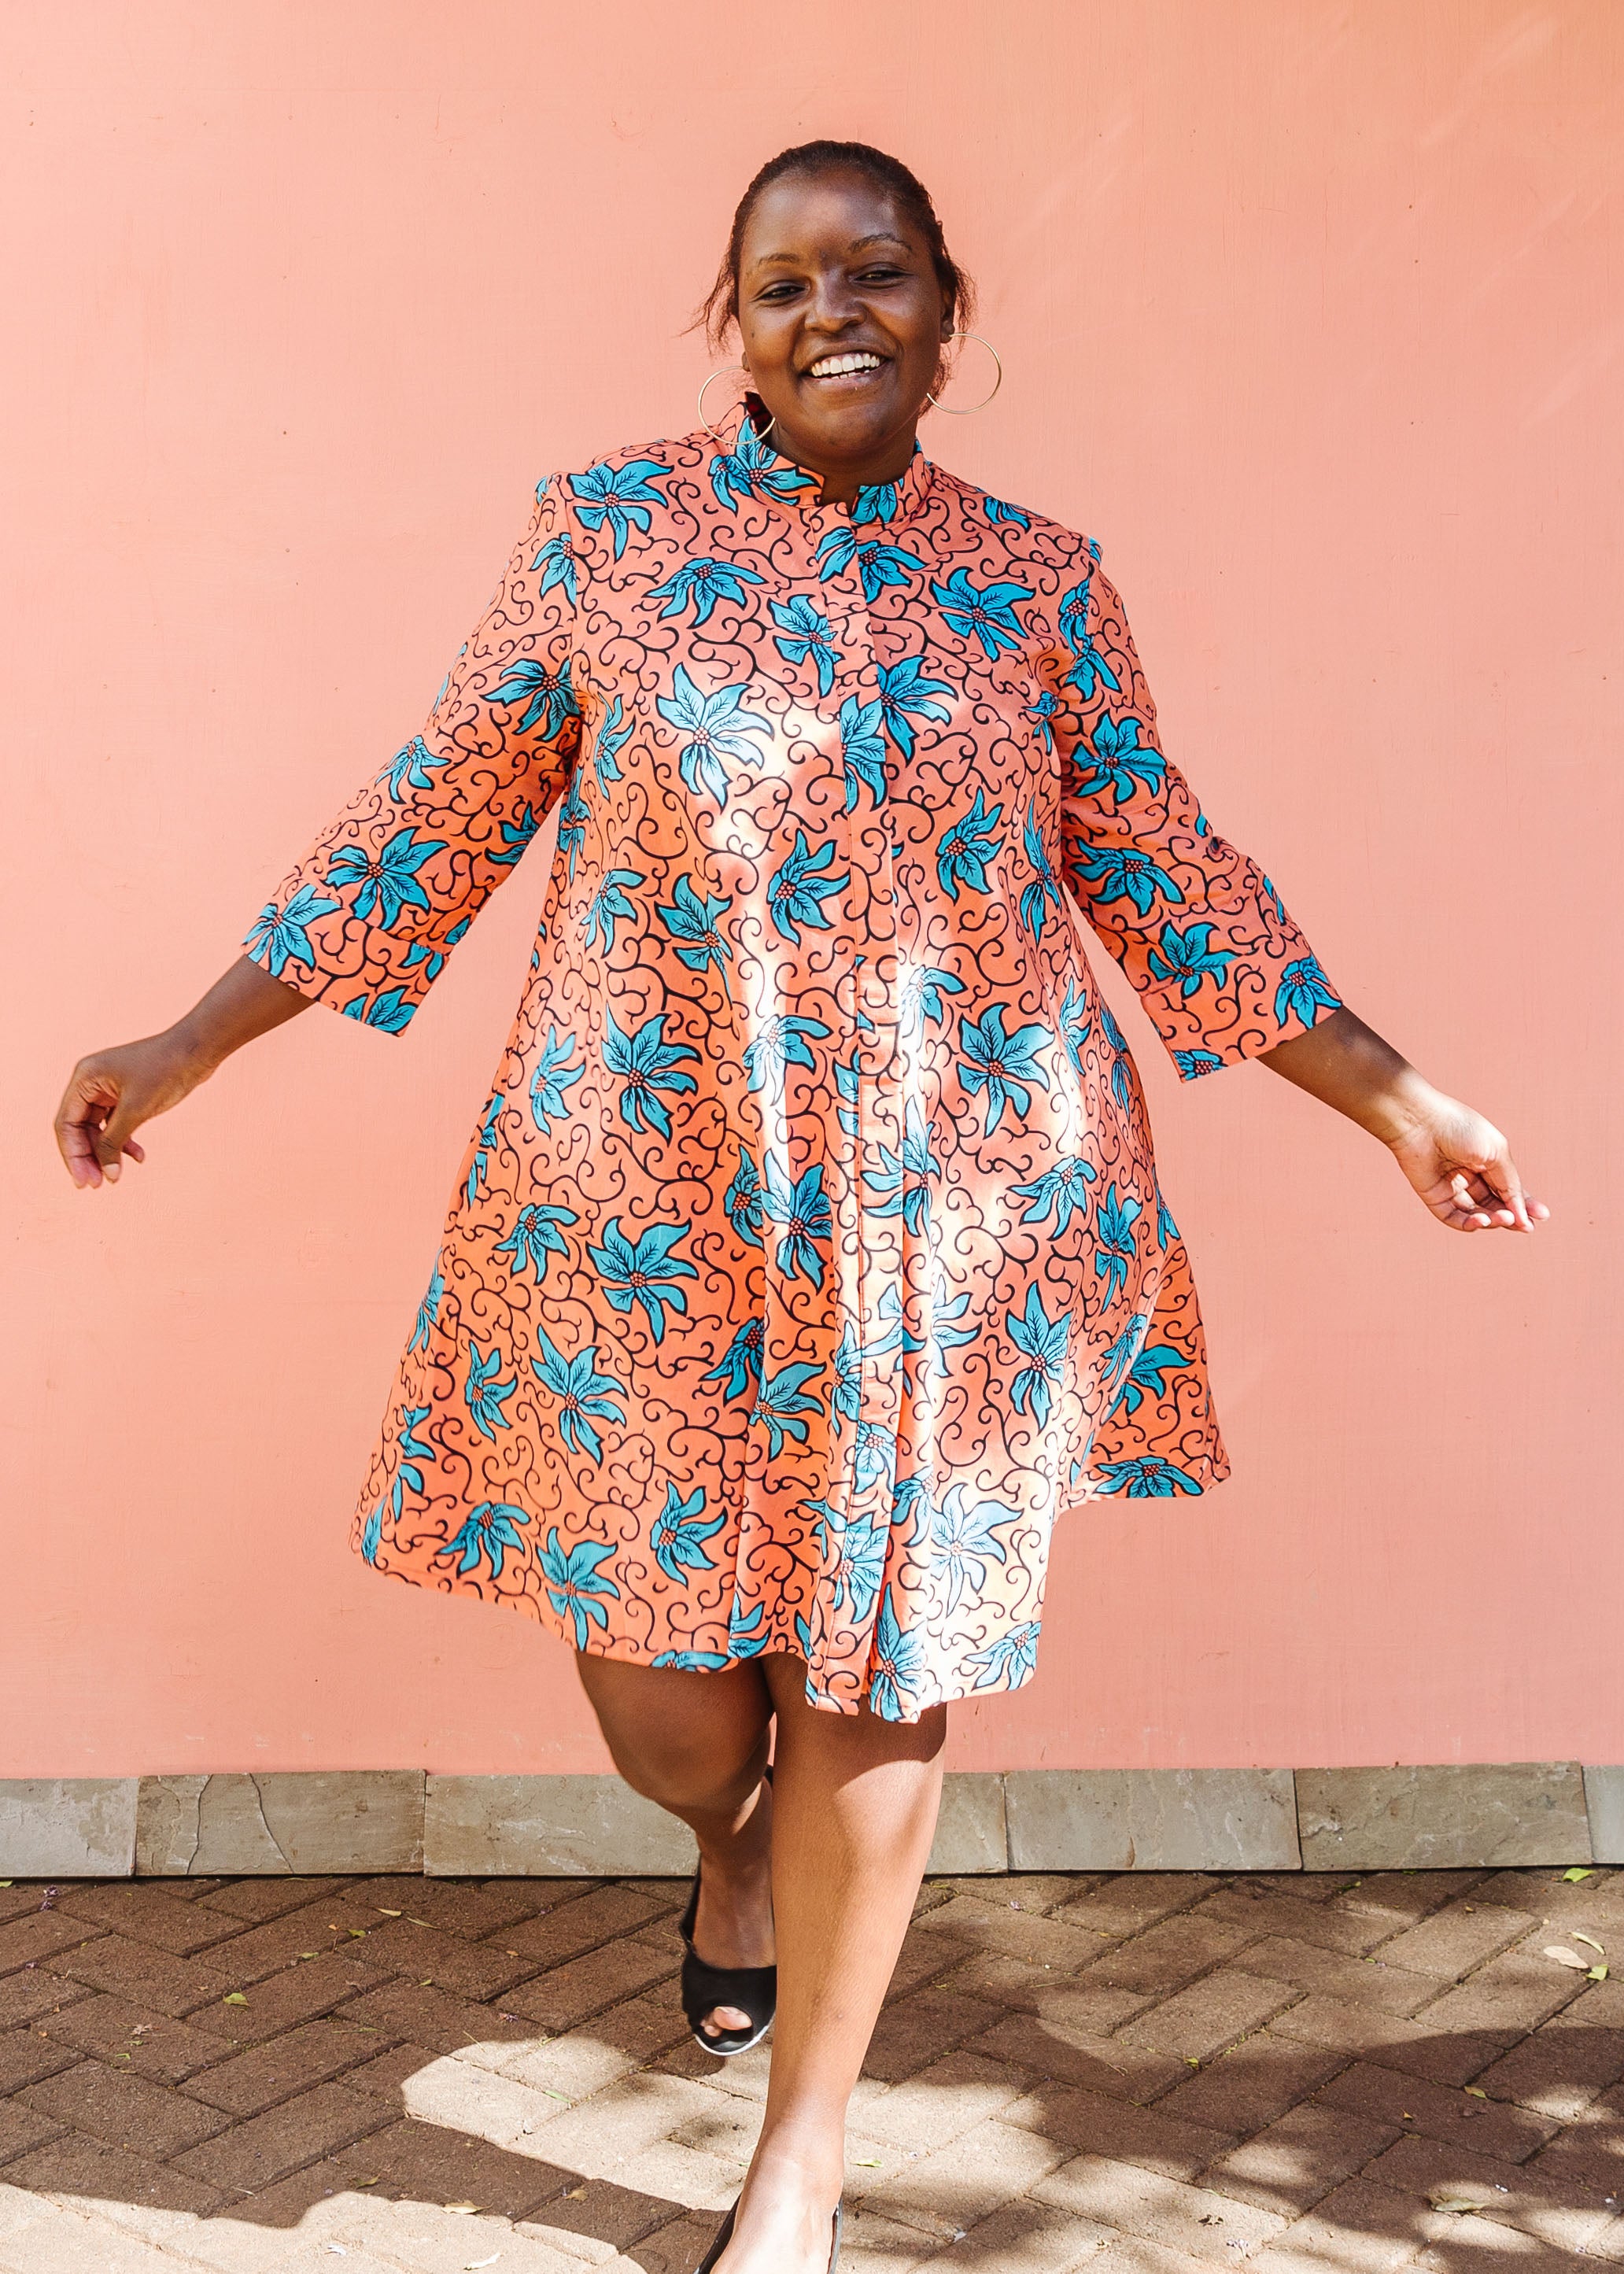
{"left": 708, "top": 394, "right": 935, "bottom": 530}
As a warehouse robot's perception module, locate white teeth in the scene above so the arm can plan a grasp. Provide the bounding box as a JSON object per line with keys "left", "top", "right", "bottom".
{"left": 809, "top": 353, "right": 883, "bottom": 378}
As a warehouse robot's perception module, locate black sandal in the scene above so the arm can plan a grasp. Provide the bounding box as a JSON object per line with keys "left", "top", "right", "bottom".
{"left": 696, "top": 2198, "right": 841, "bottom": 2272}
{"left": 678, "top": 1766, "right": 777, "bottom": 2059}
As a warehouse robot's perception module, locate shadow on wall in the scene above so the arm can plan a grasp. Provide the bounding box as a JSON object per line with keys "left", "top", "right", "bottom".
{"left": 1, "top": 1870, "right": 1623, "bottom": 2268}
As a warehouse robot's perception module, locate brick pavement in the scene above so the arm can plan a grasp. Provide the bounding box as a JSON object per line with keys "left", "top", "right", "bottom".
{"left": 0, "top": 1865, "right": 1622, "bottom": 2268}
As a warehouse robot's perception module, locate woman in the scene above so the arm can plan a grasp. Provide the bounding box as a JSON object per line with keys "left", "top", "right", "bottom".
{"left": 55, "top": 141, "right": 1544, "bottom": 2274}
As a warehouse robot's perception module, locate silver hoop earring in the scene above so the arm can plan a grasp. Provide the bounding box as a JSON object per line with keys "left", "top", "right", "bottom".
{"left": 925, "top": 330, "right": 1003, "bottom": 415}
{"left": 698, "top": 363, "right": 776, "bottom": 445}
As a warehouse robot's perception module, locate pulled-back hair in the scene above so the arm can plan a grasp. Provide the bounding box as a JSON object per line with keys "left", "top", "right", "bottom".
{"left": 699, "top": 140, "right": 975, "bottom": 349}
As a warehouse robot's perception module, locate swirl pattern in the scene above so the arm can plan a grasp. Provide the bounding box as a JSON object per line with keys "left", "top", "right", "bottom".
{"left": 243, "top": 402, "right": 1341, "bottom": 1721}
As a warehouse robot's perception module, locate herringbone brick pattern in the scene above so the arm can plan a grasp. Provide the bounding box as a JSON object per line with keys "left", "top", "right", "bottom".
{"left": 0, "top": 1865, "right": 1622, "bottom": 2268}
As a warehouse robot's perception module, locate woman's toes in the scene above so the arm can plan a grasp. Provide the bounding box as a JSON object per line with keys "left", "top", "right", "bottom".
{"left": 703, "top": 2003, "right": 752, "bottom": 2036}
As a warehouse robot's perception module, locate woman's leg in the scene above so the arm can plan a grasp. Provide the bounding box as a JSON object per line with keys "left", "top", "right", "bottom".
{"left": 725, "top": 1658, "right": 946, "bottom": 2272}
{"left": 574, "top": 1652, "right": 777, "bottom": 2038}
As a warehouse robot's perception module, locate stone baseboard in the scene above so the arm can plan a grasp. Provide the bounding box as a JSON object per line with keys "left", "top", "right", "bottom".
{"left": 0, "top": 1763, "right": 1615, "bottom": 1878}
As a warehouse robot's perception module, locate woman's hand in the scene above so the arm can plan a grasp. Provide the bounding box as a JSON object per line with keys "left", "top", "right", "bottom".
{"left": 54, "top": 1034, "right": 207, "bottom": 1188}
{"left": 1260, "top": 1005, "right": 1548, "bottom": 1234}
{"left": 1383, "top": 1093, "right": 1546, "bottom": 1233}
{"left": 54, "top": 955, "right": 314, "bottom": 1189}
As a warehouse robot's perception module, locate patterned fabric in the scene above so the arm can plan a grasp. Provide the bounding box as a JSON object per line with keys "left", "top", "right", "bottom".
{"left": 245, "top": 402, "right": 1341, "bottom": 1721}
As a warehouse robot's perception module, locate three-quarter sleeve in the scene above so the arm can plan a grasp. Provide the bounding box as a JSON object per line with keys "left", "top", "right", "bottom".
{"left": 242, "top": 474, "right": 582, "bottom": 1032}
{"left": 1043, "top": 544, "right": 1342, "bottom": 1078}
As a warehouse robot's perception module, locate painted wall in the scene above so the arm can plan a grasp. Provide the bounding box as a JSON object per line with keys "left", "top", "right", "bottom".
{"left": 6, "top": 2, "right": 1618, "bottom": 1780}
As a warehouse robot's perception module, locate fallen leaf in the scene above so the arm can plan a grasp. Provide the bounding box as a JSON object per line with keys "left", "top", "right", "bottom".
{"left": 376, "top": 1907, "right": 402, "bottom": 1917}
{"left": 1590, "top": 1965, "right": 1610, "bottom": 1981}
{"left": 854, "top": 2158, "right": 882, "bottom": 2168}
{"left": 354, "top": 2177, "right": 378, "bottom": 2187}
{"left": 1544, "top": 1946, "right": 1590, "bottom": 1969}
{"left": 1431, "top": 2194, "right": 1488, "bottom": 2215}
{"left": 0, "top": 1882, "right": 10, "bottom": 1889}
{"left": 1464, "top": 2088, "right": 1488, "bottom": 2099}
{"left": 348, "top": 1929, "right": 367, "bottom": 1940}
{"left": 1574, "top": 1933, "right": 1607, "bottom": 1955}
{"left": 410, "top": 1918, "right": 433, "bottom": 1927}
{"left": 1186, "top": 2057, "right": 1201, "bottom": 2068}
{"left": 465, "top": 2258, "right": 501, "bottom": 2271}
{"left": 566, "top": 2186, "right": 588, "bottom": 2200}
{"left": 1563, "top": 1868, "right": 1595, "bottom": 1882}
{"left": 419, "top": 1978, "right": 435, "bottom": 1988}
{"left": 445, "top": 2202, "right": 479, "bottom": 2213}
{"left": 222, "top": 1992, "right": 249, "bottom": 2006}
{"left": 299, "top": 1952, "right": 319, "bottom": 1960}
{"left": 542, "top": 2089, "right": 569, "bottom": 2102}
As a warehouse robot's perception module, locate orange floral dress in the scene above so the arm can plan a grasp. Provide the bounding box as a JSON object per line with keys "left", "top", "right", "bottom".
{"left": 245, "top": 403, "right": 1340, "bottom": 1720}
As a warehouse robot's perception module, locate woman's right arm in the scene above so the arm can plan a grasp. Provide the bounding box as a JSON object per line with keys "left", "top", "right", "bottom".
{"left": 54, "top": 956, "right": 312, "bottom": 1188}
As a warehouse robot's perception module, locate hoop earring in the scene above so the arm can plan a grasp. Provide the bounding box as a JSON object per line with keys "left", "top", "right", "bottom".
{"left": 925, "top": 331, "right": 1002, "bottom": 415}
{"left": 698, "top": 363, "right": 777, "bottom": 445}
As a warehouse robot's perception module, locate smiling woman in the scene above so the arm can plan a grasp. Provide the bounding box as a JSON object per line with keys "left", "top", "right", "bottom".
{"left": 54, "top": 137, "right": 1545, "bottom": 2274}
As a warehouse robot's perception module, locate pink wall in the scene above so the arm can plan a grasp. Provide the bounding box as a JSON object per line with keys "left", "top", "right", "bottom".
{"left": 7, "top": 2, "right": 1619, "bottom": 1778}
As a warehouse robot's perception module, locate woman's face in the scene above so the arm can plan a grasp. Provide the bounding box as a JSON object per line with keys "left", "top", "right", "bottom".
{"left": 735, "top": 169, "right": 950, "bottom": 496}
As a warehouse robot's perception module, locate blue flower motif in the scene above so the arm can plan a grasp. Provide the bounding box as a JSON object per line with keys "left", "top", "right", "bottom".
{"left": 586, "top": 1216, "right": 697, "bottom": 1345}
{"left": 929, "top": 567, "right": 1033, "bottom": 660}
{"left": 742, "top": 1011, "right": 830, "bottom": 1101}
{"left": 830, "top": 1324, "right": 865, "bottom": 1423}
{"left": 838, "top": 695, "right": 888, "bottom": 811}
{"left": 930, "top": 1485, "right": 1017, "bottom": 1615}
{"left": 1070, "top": 840, "right": 1183, "bottom": 918}
{"left": 1097, "top": 1456, "right": 1203, "bottom": 1497}
{"left": 463, "top": 1338, "right": 517, "bottom": 1442}
{"left": 1275, "top": 954, "right": 1340, "bottom": 1029}
{"left": 905, "top": 1272, "right": 976, "bottom": 1392}
{"left": 1174, "top": 1048, "right": 1226, "bottom": 1080}
{"left": 377, "top": 736, "right": 448, "bottom": 797}
{"left": 766, "top": 829, "right": 847, "bottom": 944}
{"left": 814, "top": 1500, "right": 885, "bottom": 1626}
{"left": 532, "top": 1331, "right": 628, "bottom": 1463}
{"left": 834, "top": 1052, "right": 860, "bottom": 1137}
{"left": 1259, "top": 873, "right": 1288, "bottom": 925}
{"left": 553, "top": 782, "right": 586, "bottom": 879}
{"left": 702, "top": 1316, "right": 766, "bottom": 1403}
{"left": 1102, "top": 1000, "right": 1135, "bottom": 1110}
{"left": 814, "top": 529, "right": 925, "bottom": 600}
{"left": 1147, "top": 920, "right": 1235, "bottom": 1001}
{"left": 854, "top": 1421, "right": 897, "bottom": 1494}
{"left": 1094, "top": 1182, "right": 1143, "bottom": 1305}
{"left": 983, "top": 494, "right": 1032, "bottom": 528}
{"left": 489, "top": 799, "right": 545, "bottom": 871}
{"left": 531, "top": 530, "right": 577, "bottom": 604}
{"left": 384, "top": 1404, "right": 435, "bottom": 1543}
{"left": 749, "top": 1360, "right": 825, "bottom": 1457}
{"left": 647, "top": 555, "right": 766, "bottom": 627}
{"left": 465, "top": 1091, "right": 502, "bottom": 1206}
{"left": 326, "top": 826, "right": 445, "bottom": 931}
{"left": 876, "top": 654, "right": 953, "bottom": 759}
{"left": 528, "top": 1024, "right": 584, "bottom": 1128}
{"left": 581, "top": 867, "right": 644, "bottom": 953}
{"left": 493, "top": 1199, "right": 577, "bottom": 1283}
{"left": 342, "top": 987, "right": 414, "bottom": 1034}
{"left": 726, "top": 1597, "right": 769, "bottom": 1659}
{"left": 1073, "top": 713, "right": 1165, "bottom": 806}
{"left": 1057, "top": 980, "right": 1091, "bottom": 1071}
{"left": 862, "top": 1100, "right": 941, "bottom": 1234}
{"left": 1057, "top": 567, "right": 1120, "bottom": 700}
{"left": 655, "top": 663, "right": 774, "bottom": 809}
{"left": 655, "top": 875, "right": 733, "bottom": 982}
{"left": 851, "top": 467, "right": 912, "bottom": 523}
{"left": 1023, "top": 688, "right": 1059, "bottom": 751}
{"left": 603, "top": 1008, "right": 698, "bottom": 1140}
{"left": 538, "top": 1528, "right": 622, "bottom": 1645}
{"left": 409, "top": 1265, "right": 444, "bottom": 1353}
{"left": 723, "top": 1144, "right": 765, "bottom": 1250}
{"left": 899, "top": 964, "right": 965, "bottom": 1038}
{"left": 936, "top": 788, "right": 1004, "bottom": 900}
{"left": 1019, "top": 807, "right": 1063, "bottom": 943}
{"left": 483, "top": 656, "right": 580, "bottom": 742}
{"left": 710, "top": 417, "right": 818, "bottom": 508}
{"left": 568, "top": 458, "right": 669, "bottom": 559}
{"left": 1011, "top": 1152, "right": 1098, "bottom": 1236}
{"left": 650, "top": 1481, "right": 725, "bottom": 1583}
{"left": 1111, "top": 1338, "right": 1190, "bottom": 1419}
{"left": 770, "top": 595, "right": 839, "bottom": 695}
{"left": 590, "top": 693, "right": 633, "bottom": 792}
{"left": 652, "top": 1648, "right": 733, "bottom": 1670}
{"left": 957, "top": 1004, "right": 1053, "bottom": 1134}
{"left": 761, "top": 1154, "right": 832, "bottom": 1289}
{"left": 437, "top": 1499, "right": 532, "bottom": 1582}
{"left": 868, "top": 1586, "right": 925, "bottom": 1722}
{"left": 965, "top": 1621, "right": 1042, "bottom": 1689}
{"left": 1156, "top": 1189, "right": 1180, "bottom": 1246}
{"left": 1007, "top": 1283, "right": 1072, "bottom": 1427}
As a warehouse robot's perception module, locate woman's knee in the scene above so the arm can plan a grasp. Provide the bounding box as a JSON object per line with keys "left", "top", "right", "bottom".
{"left": 574, "top": 1652, "right": 771, "bottom": 1817}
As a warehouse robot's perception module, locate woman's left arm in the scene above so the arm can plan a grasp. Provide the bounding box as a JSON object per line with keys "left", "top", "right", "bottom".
{"left": 1260, "top": 1005, "right": 1548, "bottom": 1233}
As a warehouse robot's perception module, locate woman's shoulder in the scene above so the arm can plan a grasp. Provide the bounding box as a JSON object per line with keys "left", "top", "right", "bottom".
{"left": 541, "top": 428, "right": 714, "bottom": 500}
{"left": 928, "top": 460, "right": 1102, "bottom": 588}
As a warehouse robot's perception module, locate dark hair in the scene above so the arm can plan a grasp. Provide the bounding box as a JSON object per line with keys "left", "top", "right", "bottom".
{"left": 699, "top": 139, "right": 975, "bottom": 349}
